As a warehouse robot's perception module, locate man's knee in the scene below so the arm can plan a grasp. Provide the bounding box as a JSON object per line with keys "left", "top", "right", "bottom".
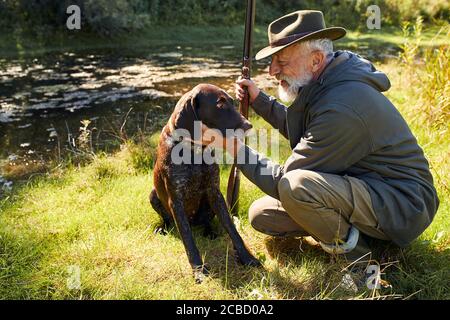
{"left": 278, "top": 169, "right": 352, "bottom": 243}
{"left": 248, "top": 197, "right": 304, "bottom": 236}
{"left": 278, "top": 169, "right": 320, "bottom": 204}
{"left": 248, "top": 197, "right": 266, "bottom": 229}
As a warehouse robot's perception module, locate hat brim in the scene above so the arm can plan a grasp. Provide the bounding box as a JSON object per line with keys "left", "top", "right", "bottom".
{"left": 255, "top": 27, "right": 346, "bottom": 60}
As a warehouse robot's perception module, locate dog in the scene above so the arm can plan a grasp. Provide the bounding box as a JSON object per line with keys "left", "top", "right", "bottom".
{"left": 150, "top": 83, "right": 261, "bottom": 283}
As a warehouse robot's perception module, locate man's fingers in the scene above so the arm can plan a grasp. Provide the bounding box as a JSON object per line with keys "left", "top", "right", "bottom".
{"left": 236, "top": 79, "right": 255, "bottom": 90}
{"left": 236, "top": 90, "right": 245, "bottom": 100}
{"left": 236, "top": 77, "right": 260, "bottom": 103}
{"left": 236, "top": 78, "right": 251, "bottom": 87}
{"left": 235, "top": 83, "right": 245, "bottom": 101}
{"left": 235, "top": 86, "right": 245, "bottom": 95}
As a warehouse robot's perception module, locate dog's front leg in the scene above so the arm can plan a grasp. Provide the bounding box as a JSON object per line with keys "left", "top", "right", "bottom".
{"left": 169, "top": 196, "right": 209, "bottom": 283}
{"left": 150, "top": 189, "right": 173, "bottom": 235}
{"left": 207, "top": 188, "right": 261, "bottom": 267}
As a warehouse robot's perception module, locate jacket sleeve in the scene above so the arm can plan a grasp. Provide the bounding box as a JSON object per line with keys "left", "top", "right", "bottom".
{"left": 251, "top": 91, "right": 289, "bottom": 139}
{"left": 236, "top": 105, "right": 372, "bottom": 200}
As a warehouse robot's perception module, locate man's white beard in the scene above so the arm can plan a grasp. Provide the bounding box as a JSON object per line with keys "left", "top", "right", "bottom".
{"left": 278, "top": 71, "right": 314, "bottom": 103}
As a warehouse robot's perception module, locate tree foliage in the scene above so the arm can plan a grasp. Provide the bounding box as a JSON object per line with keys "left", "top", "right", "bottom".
{"left": 0, "top": 0, "right": 448, "bottom": 35}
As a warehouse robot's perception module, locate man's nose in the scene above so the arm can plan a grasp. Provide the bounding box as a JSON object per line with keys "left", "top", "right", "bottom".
{"left": 269, "top": 60, "right": 280, "bottom": 77}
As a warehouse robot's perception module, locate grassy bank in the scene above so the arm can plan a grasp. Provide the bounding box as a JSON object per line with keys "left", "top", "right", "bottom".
{"left": 0, "top": 25, "right": 449, "bottom": 299}
{"left": 0, "top": 112, "right": 448, "bottom": 299}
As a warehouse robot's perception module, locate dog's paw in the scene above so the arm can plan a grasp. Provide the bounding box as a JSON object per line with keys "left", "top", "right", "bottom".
{"left": 153, "top": 226, "right": 168, "bottom": 236}
{"left": 237, "top": 253, "right": 262, "bottom": 268}
{"left": 202, "top": 228, "right": 218, "bottom": 240}
{"left": 193, "top": 264, "right": 210, "bottom": 284}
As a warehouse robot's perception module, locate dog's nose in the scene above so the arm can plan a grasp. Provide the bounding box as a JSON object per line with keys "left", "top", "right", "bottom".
{"left": 241, "top": 120, "right": 253, "bottom": 132}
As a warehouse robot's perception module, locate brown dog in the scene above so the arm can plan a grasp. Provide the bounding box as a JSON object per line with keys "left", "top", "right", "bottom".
{"left": 150, "top": 84, "right": 261, "bottom": 283}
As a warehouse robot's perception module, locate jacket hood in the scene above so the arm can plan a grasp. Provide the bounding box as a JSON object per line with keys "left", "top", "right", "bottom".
{"left": 319, "top": 51, "right": 391, "bottom": 93}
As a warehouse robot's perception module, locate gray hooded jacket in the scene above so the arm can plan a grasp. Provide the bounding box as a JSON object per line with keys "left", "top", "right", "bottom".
{"left": 237, "top": 50, "right": 439, "bottom": 247}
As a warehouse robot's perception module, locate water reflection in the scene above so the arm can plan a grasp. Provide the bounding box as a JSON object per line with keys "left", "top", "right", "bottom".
{"left": 1, "top": 45, "right": 270, "bottom": 168}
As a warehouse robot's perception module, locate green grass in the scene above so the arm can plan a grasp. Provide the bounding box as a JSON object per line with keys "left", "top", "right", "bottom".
{"left": 1, "top": 118, "right": 448, "bottom": 299}
{"left": 0, "top": 26, "right": 449, "bottom": 300}
{"left": 0, "top": 149, "right": 336, "bottom": 299}
{"left": 1, "top": 104, "right": 448, "bottom": 299}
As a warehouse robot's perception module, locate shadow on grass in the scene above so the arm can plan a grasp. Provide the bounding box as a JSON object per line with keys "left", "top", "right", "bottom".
{"left": 190, "top": 228, "right": 450, "bottom": 299}
{"left": 1, "top": 172, "right": 449, "bottom": 300}
{"left": 386, "top": 240, "right": 450, "bottom": 299}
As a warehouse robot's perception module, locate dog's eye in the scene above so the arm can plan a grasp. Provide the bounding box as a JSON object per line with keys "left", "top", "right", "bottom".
{"left": 216, "top": 97, "right": 227, "bottom": 108}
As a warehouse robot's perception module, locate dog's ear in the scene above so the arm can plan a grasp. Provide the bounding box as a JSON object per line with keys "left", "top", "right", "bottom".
{"left": 189, "top": 93, "right": 199, "bottom": 119}
{"left": 170, "top": 90, "right": 199, "bottom": 136}
{"left": 174, "top": 90, "right": 192, "bottom": 111}
{"left": 176, "top": 89, "right": 198, "bottom": 114}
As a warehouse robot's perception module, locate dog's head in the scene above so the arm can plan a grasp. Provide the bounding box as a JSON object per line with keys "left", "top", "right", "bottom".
{"left": 170, "top": 84, "right": 252, "bottom": 137}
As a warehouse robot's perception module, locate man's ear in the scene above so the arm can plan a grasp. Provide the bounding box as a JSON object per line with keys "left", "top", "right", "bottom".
{"left": 311, "top": 50, "right": 325, "bottom": 73}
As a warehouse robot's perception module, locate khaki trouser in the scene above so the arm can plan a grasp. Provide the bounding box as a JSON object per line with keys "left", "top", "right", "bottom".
{"left": 249, "top": 169, "right": 389, "bottom": 244}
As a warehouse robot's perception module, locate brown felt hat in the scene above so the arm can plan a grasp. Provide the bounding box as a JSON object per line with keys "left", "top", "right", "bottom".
{"left": 255, "top": 10, "right": 346, "bottom": 60}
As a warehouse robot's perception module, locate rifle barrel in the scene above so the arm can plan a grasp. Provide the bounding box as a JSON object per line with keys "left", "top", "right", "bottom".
{"left": 227, "top": 0, "right": 256, "bottom": 213}
{"left": 243, "top": 0, "right": 256, "bottom": 60}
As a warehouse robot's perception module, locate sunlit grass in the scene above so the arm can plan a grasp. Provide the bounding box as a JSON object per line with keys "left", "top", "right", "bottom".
{"left": 1, "top": 25, "right": 449, "bottom": 299}
{"left": 1, "top": 99, "right": 448, "bottom": 300}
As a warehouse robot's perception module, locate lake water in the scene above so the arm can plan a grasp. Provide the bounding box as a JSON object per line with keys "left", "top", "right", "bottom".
{"left": 0, "top": 44, "right": 273, "bottom": 173}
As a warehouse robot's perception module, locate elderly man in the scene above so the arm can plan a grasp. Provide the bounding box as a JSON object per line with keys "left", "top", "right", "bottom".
{"left": 206, "top": 10, "right": 439, "bottom": 260}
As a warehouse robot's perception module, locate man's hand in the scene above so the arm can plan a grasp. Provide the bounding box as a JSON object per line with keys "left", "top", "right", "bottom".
{"left": 198, "top": 124, "right": 245, "bottom": 158}
{"left": 235, "top": 76, "right": 260, "bottom": 103}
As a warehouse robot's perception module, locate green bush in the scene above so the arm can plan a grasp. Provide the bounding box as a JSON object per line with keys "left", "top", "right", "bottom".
{"left": 82, "top": 0, "right": 152, "bottom": 35}
{"left": 127, "top": 133, "right": 159, "bottom": 173}
{"left": 93, "top": 157, "right": 120, "bottom": 180}
{"left": 0, "top": 0, "right": 449, "bottom": 35}
{"left": 400, "top": 17, "right": 450, "bottom": 128}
